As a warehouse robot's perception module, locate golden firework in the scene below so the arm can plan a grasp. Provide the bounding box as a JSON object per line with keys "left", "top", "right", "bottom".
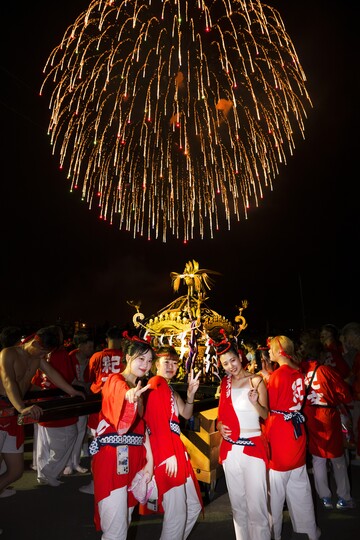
{"left": 41, "top": 0, "right": 311, "bottom": 241}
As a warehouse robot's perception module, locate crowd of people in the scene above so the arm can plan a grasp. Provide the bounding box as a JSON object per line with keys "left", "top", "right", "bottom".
{"left": 0, "top": 319, "right": 359, "bottom": 539}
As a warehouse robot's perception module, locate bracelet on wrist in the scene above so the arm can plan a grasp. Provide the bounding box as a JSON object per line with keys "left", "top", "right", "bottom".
{"left": 186, "top": 400, "right": 194, "bottom": 405}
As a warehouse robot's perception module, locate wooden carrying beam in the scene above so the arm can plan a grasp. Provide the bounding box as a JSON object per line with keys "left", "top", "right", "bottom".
{"left": 1, "top": 384, "right": 219, "bottom": 425}
{"left": 16, "top": 393, "right": 102, "bottom": 425}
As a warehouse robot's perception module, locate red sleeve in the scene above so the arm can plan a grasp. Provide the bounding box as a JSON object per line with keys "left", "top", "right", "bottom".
{"left": 217, "top": 377, "right": 227, "bottom": 424}
{"left": 318, "top": 366, "right": 352, "bottom": 405}
{"left": 217, "top": 376, "right": 240, "bottom": 441}
{"left": 52, "top": 349, "right": 75, "bottom": 384}
{"left": 144, "top": 376, "right": 177, "bottom": 464}
{"left": 87, "top": 353, "right": 98, "bottom": 384}
{"left": 101, "top": 374, "right": 137, "bottom": 434}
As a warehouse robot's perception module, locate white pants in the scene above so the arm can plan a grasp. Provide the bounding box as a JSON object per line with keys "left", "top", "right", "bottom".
{"left": 312, "top": 454, "right": 351, "bottom": 500}
{"left": 222, "top": 446, "right": 270, "bottom": 540}
{"left": 160, "top": 476, "right": 202, "bottom": 540}
{"left": 37, "top": 424, "right": 77, "bottom": 483}
{"left": 66, "top": 414, "right": 88, "bottom": 469}
{"left": 98, "top": 486, "right": 134, "bottom": 540}
{"left": 32, "top": 424, "right": 38, "bottom": 469}
{"left": 269, "top": 466, "right": 318, "bottom": 540}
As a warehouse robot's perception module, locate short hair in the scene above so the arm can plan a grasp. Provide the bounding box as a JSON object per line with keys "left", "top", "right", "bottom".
{"left": 35, "top": 326, "right": 63, "bottom": 350}
{"left": 0, "top": 326, "right": 22, "bottom": 349}
{"left": 73, "top": 330, "right": 93, "bottom": 347}
{"left": 106, "top": 326, "right": 123, "bottom": 341}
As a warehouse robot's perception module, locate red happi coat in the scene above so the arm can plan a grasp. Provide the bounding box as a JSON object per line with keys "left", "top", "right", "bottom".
{"left": 92, "top": 373, "right": 147, "bottom": 530}
{"left": 217, "top": 374, "right": 269, "bottom": 465}
{"left": 143, "top": 375, "right": 203, "bottom": 512}
{"left": 265, "top": 364, "right": 306, "bottom": 471}
{"left": 87, "top": 348, "right": 124, "bottom": 430}
{"left": 301, "top": 359, "right": 352, "bottom": 458}
{"left": 31, "top": 347, "right": 78, "bottom": 428}
{"left": 322, "top": 343, "right": 350, "bottom": 380}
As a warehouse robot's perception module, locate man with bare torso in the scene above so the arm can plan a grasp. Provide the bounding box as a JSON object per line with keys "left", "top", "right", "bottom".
{"left": 0, "top": 325, "right": 84, "bottom": 498}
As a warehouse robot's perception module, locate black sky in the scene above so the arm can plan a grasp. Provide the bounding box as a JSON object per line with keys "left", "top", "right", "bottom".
{"left": 1, "top": 1, "right": 358, "bottom": 338}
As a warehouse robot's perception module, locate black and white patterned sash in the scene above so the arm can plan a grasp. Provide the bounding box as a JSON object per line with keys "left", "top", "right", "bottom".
{"left": 147, "top": 420, "right": 180, "bottom": 437}
{"left": 89, "top": 432, "right": 144, "bottom": 456}
{"left": 271, "top": 409, "right": 305, "bottom": 439}
{"left": 169, "top": 420, "right": 181, "bottom": 436}
{"left": 224, "top": 436, "right": 255, "bottom": 447}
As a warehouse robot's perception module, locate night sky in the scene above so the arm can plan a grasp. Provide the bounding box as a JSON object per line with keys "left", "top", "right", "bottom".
{"left": 1, "top": 1, "right": 358, "bottom": 339}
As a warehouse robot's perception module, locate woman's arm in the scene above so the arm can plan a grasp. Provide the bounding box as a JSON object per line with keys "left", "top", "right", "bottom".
{"left": 177, "top": 369, "right": 200, "bottom": 419}
{"left": 142, "top": 431, "right": 154, "bottom": 480}
{"left": 248, "top": 375, "right": 268, "bottom": 420}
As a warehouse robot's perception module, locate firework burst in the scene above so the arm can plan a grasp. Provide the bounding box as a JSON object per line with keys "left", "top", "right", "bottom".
{"left": 41, "top": 0, "right": 311, "bottom": 241}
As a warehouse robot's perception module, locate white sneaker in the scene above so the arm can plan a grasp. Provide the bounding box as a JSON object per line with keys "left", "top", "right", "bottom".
{"left": 0, "top": 488, "right": 16, "bottom": 498}
{"left": 79, "top": 481, "right": 94, "bottom": 494}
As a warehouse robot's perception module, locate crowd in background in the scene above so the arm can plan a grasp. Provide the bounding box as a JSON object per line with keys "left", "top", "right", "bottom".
{"left": 0, "top": 319, "right": 359, "bottom": 540}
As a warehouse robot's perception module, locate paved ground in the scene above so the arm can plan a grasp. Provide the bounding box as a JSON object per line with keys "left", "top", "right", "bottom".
{"left": 1, "top": 435, "right": 359, "bottom": 539}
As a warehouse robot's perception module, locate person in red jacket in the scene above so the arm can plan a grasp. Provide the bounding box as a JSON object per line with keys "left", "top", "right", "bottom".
{"left": 265, "top": 335, "right": 319, "bottom": 540}
{"left": 33, "top": 340, "right": 80, "bottom": 487}
{"left": 143, "top": 345, "right": 203, "bottom": 540}
{"left": 87, "top": 325, "right": 125, "bottom": 429}
{"left": 301, "top": 338, "right": 355, "bottom": 510}
{"left": 79, "top": 325, "right": 125, "bottom": 494}
{"left": 320, "top": 323, "right": 350, "bottom": 380}
{"left": 91, "top": 333, "right": 154, "bottom": 539}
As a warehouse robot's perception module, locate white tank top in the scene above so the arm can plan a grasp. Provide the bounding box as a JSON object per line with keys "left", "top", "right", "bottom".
{"left": 231, "top": 384, "right": 261, "bottom": 437}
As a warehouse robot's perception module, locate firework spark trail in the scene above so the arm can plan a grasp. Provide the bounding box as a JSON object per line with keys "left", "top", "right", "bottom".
{"left": 41, "top": 0, "right": 311, "bottom": 242}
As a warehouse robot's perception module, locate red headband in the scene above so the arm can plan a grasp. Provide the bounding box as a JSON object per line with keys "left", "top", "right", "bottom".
{"left": 156, "top": 352, "right": 178, "bottom": 359}
{"left": 22, "top": 333, "right": 56, "bottom": 352}
{"left": 209, "top": 329, "right": 232, "bottom": 355}
{"left": 276, "top": 337, "right": 293, "bottom": 360}
{"left": 21, "top": 333, "right": 36, "bottom": 344}
{"left": 122, "top": 330, "right": 151, "bottom": 345}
